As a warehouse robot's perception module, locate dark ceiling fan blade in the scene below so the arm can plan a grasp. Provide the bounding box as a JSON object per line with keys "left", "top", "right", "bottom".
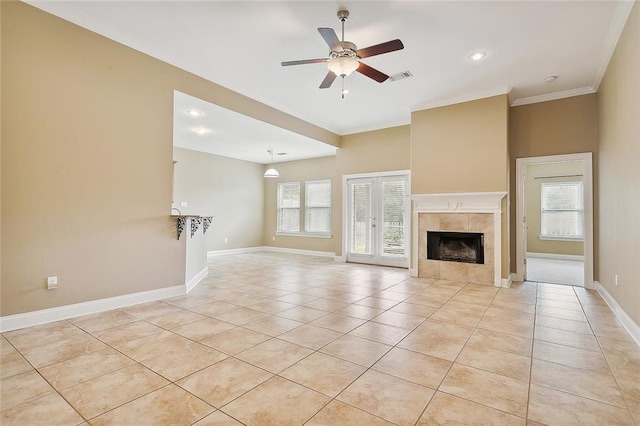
{"left": 318, "top": 28, "right": 343, "bottom": 52}
{"left": 357, "top": 39, "right": 404, "bottom": 59}
{"left": 281, "top": 58, "right": 329, "bottom": 66}
{"left": 356, "top": 63, "right": 389, "bottom": 83}
{"left": 319, "top": 71, "right": 337, "bottom": 89}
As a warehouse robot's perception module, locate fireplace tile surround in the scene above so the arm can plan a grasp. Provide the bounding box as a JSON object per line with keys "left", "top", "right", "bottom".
{"left": 412, "top": 192, "right": 507, "bottom": 287}
{"left": 419, "top": 213, "right": 494, "bottom": 284}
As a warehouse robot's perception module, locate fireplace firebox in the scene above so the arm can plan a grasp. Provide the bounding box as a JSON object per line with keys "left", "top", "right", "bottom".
{"left": 427, "top": 231, "right": 484, "bottom": 264}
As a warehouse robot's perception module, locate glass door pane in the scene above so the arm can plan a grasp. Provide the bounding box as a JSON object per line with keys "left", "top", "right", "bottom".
{"left": 380, "top": 179, "right": 406, "bottom": 258}
{"left": 349, "top": 181, "right": 374, "bottom": 256}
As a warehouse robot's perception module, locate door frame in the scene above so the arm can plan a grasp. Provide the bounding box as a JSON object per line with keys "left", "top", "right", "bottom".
{"left": 515, "top": 153, "right": 593, "bottom": 288}
{"left": 342, "top": 170, "right": 411, "bottom": 268}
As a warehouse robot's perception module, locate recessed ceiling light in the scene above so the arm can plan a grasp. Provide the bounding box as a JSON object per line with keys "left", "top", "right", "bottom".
{"left": 468, "top": 51, "right": 487, "bottom": 61}
{"left": 544, "top": 75, "right": 558, "bottom": 83}
{"left": 192, "top": 127, "right": 210, "bottom": 135}
{"left": 185, "top": 109, "right": 203, "bottom": 117}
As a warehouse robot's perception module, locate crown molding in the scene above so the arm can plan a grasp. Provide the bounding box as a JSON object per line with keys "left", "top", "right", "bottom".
{"left": 506, "top": 86, "right": 515, "bottom": 106}
{"left": 409, "top": 87, "right": 512, "bottom": 113}
{"left": 592, "top": 0, "right": 636, "bottom": 92}
{"left": 510, "top": 86, "right": 596, "bottom": 107}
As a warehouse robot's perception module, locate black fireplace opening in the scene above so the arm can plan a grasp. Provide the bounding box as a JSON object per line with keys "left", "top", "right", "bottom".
{"left": 427, "top": 231, "right": 484, "bottom": 264}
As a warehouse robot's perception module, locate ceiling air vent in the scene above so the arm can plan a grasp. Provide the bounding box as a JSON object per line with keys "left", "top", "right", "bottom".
{"left": 388, "top": 71, "right": 413, "bottom": 82}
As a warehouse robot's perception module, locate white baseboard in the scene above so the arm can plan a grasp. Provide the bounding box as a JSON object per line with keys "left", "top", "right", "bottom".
{"left": 501, "top": 273, "right": 514, "bottom": 288}
{"left": 594, "top": 281, "right": 640, "bottom": 347}
{"left": 186, "top": 267, "right": 208, "bottom": 293}
{"left": 261, "top": 246, "right": 335, "bottom": 258}
{"left": 0, "top": 285, "right": 185, "bottom": 333}
{"left": 208, "top": 246, "right": 335, "bottom": 259}
{"left": 334, "top": 255, "right": 346, "bottom": 263}
{"left": 410, "top": 268, "right": 418, "bottom": 277}
{"left": 527, "top": 252, "right": 584, "bottom": 261}
{"left": 207, "top": 247, "right": 265, "bottom": 257}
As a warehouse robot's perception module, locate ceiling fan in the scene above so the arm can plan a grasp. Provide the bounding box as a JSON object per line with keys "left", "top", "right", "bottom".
{"left": 281, "top": 10, "right": 404, "bottom": 91}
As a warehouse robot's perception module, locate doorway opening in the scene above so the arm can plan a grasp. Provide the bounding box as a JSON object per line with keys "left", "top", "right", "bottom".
{"left": 515, "top": 153, "right": 593, "bottom": 288}
{"left": 343, "top": 171, "right": 410, "bottom": 268}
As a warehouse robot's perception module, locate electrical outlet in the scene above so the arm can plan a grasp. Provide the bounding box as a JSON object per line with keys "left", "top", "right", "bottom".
{"left": 180, "top": 201, "right": 188, "bottom": 207}
{"left": 615, "top": 274, "right": 619, "bottom": 286}
{"left": 47, "top": 276, "right": 58, "bottom": 289}
{"left": 272, "top": 236, "right": 276, "bottom": 241}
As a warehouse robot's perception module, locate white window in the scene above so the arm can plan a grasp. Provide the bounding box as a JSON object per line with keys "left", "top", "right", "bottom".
{"left": 541, "top": 182, "right": 584, "bottom": 240}
{"left": 277, "top": 182, "right": 300, "bottom": 233}
{"left": 305, "top": 180, "right": 331, "bottom": 235}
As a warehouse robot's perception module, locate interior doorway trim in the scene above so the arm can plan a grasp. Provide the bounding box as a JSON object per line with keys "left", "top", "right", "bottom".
{"left": 515, "top": 152, "right": 594, "bottom": 288}
{"left": 341, "top": 170, "right": 411, "bottom": 267}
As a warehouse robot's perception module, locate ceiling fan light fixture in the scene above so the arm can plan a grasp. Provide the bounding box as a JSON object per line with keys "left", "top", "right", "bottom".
{"left": 328, "top": 56, "right": 359, "bottom": 77}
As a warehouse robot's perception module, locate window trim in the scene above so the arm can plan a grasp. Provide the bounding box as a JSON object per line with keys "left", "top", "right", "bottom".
{"left": 276, "top": 181, "right": 301, "bottom": 233}
{"left": 539, "top": 181, "right": 584, "bottom": 241}
{"left": 304, "top": 179, "right": 332, "bottom": 236}
{"left": 276, "top": 179, "right": 332, "bottom": 237}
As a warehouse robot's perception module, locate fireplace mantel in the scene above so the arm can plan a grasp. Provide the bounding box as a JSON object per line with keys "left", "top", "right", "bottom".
{"left": 411, "top": 192, "right": 507, "bottom": 287}
{"left": 412, "top": 192, "right": 507, "bottom": 213}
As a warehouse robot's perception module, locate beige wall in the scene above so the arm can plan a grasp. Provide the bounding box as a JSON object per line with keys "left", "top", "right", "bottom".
{"left": 597, "top": 3, "right": 639, "bottom": 325}
{"left": 334, "top": 126, "right": 411, "bottom": 256}
{"left": 0, "top": 2, "right": 338, "bottom": 316}
{"left": 411, "top": 95, "right": 509, "bottom": 194}
{"left": 261, "top": 125, "right": 412, "bottom": 258}
{"left": 509, "top": 94, "right": 599, "bottom": 274}
{"left": 411, "top": 96, "right": 510, "bottom": 277}
{"left": 173, "top": 148, "right": 264, "bottom": 251}
{"left": 525, "top": 162, "right": 584, "bottom": 256}
{"left": 263, "top": 156, "right": 337, "bottom": 253}
{"left": 0, "top": 0, "right": 3, "bottom": 297}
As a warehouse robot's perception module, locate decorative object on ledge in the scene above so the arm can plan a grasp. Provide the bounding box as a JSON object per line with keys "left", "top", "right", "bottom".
{"left": 191, "top": 217, "right": 202, "bottom": 238}
{"left": 202, "top": 217, "right": 213, "bottom": 234}
{"left": 176, "top": 217, "right": 187, "bottom": 240}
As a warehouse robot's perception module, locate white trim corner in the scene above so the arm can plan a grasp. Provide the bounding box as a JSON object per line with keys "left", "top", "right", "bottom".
{"left": 501, "top": 274, "right": 514, "bottom": 288}
{"left": 186, "top": 266, "right": 208, "bottom": 293}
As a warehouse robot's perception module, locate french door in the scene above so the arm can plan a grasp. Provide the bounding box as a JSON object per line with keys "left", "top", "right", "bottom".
{"left": 346, "top": 175, "right": 409, "bottom": 268}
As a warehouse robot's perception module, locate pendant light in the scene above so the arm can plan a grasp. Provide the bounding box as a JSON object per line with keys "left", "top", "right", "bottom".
{"left": 264, "top": 149, "right": 279, "bottom": 178}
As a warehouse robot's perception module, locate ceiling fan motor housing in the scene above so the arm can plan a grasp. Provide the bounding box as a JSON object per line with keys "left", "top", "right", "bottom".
{"left": 331, "top": 43, "right": 357, "bottom": 58}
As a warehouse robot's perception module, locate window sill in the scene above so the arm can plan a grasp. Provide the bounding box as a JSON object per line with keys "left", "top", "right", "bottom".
{"left": 539, "top": 235, "right": 584, "bottom": 242}
{"left": 276, "top": 232, "right": 332, "bottom": 239}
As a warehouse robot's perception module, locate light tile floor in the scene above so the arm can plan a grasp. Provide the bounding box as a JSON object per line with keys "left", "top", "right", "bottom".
{"left": 1, "top": 252, "right": 639, "bottom": 425}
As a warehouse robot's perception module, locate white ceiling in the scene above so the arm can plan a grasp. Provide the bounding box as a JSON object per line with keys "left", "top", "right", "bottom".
{"left": 28, "top": 0, "right": 633, "bottom": 162}
{"left": 173, "top": 91, "right": 337, "bottom": 164}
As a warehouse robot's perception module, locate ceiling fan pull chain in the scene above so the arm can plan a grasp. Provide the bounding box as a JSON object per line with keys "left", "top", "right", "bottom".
{"left": 341, "top": 77, "right": 345, "bottom": 99}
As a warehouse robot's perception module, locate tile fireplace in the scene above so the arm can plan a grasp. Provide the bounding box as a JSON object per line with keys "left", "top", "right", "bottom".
{"left": 412, "top": 192, "right": 507, "bottom": 287}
